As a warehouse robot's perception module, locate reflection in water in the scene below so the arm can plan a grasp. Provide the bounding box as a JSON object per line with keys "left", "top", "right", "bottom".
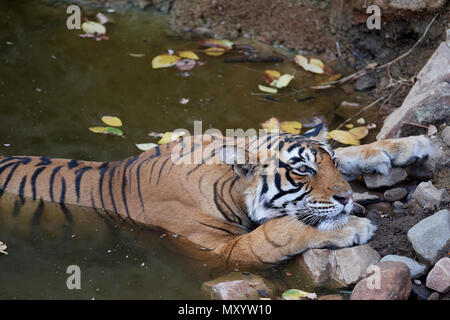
{"left": 0, "top": 1, "right": 367, "bottom": 299}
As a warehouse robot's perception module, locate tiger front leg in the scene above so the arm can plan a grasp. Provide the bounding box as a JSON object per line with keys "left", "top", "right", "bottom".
{"left": 213, "top": 215, "right": 376, "bottom": 269}
{"left": 334, "top": 135, "right": 434, "bottom": 180}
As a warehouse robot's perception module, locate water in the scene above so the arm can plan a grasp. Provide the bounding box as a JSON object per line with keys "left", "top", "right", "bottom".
{"left": 0, "top": 0, "right": 368, "bottom": 299}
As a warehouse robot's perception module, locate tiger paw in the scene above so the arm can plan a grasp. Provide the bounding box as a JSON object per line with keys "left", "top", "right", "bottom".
{"left": 333, "top": 217, "right": 377, "bottom": 248}
{"left": 335, "top": 135, "right": 434, "bottom": 180}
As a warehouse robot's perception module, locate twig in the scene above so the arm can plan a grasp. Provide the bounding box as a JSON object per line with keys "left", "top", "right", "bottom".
{"left": 401, "top": 121, "right": 429, "bottom": 129}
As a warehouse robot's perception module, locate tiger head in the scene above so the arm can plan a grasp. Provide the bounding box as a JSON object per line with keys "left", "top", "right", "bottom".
{"left": 223, "top": 133, "right": 353, "bottom": 231}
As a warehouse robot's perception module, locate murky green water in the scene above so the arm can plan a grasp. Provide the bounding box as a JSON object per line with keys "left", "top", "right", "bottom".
{"left": 0, "top": 0, "right": 367, "bottom": 299}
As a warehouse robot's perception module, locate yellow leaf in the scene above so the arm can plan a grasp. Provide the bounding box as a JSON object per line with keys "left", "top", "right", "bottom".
{"left": 282, "top": 289, "right": 317, "bottom": 300}
{"left": 294, "top": 54, "right": 324, "bottom": 74}
{"left": 178, "top": 51, "right": 199, "bottom": 60}
{"left": 203, "top": 47, "right": 226, "bottom": 56}
{"left": 101, "top": 116, "right": 122, "bottom": 127}
{"left": 328, "top": 130, "right": 360, "bottom": 146}
{"left": 264, "top": 70, "right": 281, "bottom": 83}
{"left": 258, "top": 84, "right": 278, "bottom": 94}
{"left": 349, "top": 126, "right": 369, "bottom": 140}
{"left": 81, "top": 21, "right": 106, "bottom": 35}
{"left": 152, "top": 54, "right": 180, "bottom": 69}
{"left": 270, "top": 74, "right": 294, "bottom": 89}
{"left": 261, "top": 117, "right": 280, "bottom": 132}
{"left": 281, "top": 121, "right": 302, "bottom": 134}
{"left": 157, "top": 131, "right": 186, "bottom": 145}
{"left": 199, "top": 39, "right": 234, "bottom": 50}
{"left": 345, "top": 124, "right": 354, "bottom": 129}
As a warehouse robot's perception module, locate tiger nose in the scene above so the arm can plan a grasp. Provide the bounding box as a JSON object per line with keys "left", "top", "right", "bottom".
{"left": 333, "top": 192, "right": 352, "bottom": 205}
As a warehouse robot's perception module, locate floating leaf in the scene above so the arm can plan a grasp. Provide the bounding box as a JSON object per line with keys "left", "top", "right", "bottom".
{"left": 349, "top": 126, "right": 369, "bottom": 140}
{"left": 89, "top": 126, "right": 124, "bottom": 137}
{"left": 282, "top": 289, "right": 317, "bottom": 300}
{"left": 281, "top": 121, "right": 302, "bottom": 134}
{"left": 264, "top": 70, "right": 281, "bottom": 84}
{"left": 81, "top": 21, "right": 106, "bottom": 35}
{"left": 270, "top": 74, "right": 294, "bottom": 89}
{"left": 0, "top": 241, "right": 7, "bottom": 255}
{"left": 328, "top": 130, "right": 360, "bottom": 146}
{"left": 178, "top": 51, "right": 199, "bottom": 60}
{"left": 261, "top": 117, "right": 280, "bottom": 132}
{"left": 101, "top": 116, "right": 122, "bottom": 127}
{"left": 136, "top": 143, "right": 158, "bottom": 151}
{"left": 157, "top": 131, "right": 186, "bottom": 145}
{"left": 152, "top": 54, "right": 180, "bottom": 69}
{"left": 258, "top": 84, "right": 278, "bottom": 94}
{"left": 345, "top": 124, "right": 354, "bottom": 129}
{"left": 203, "top": 47, "right": 226, "bottom": 56}
{"left": 95, "top": 12, "right": 109, "bottom": 25}
{"left": 199, "top": 39, "right": 234, "bottom": 50}
{"left": 129, "top": 53, "right": 145, "bottom": 58}
{"left": 294, "top": 55, "right": 324, "bottom": 74}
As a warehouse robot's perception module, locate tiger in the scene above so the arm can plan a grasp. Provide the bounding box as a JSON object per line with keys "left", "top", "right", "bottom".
{"left": 0, "top": 126, "right": 433, "bottom": 269}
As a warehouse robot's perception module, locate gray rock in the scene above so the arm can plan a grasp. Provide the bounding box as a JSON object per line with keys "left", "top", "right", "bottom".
{"left": 353, "top": 73, "right": 377, "bottom": 92}
{"left": 426, "top": 257, "right": 450, "bottom": 293}
{"left": 412, "top": 181, "right": 445, "bottom": 207}
{"left": 407, "top": 209, "right": 450, "bottom": 265}
{"left": 352, "top": 202, "right": 366, "bottom": 217}
{"left": 353, "top": 192, "right": 381, "bottom": 202}
{"left": 380, "top": 255, "right": 427, "bottom": 278}
{"left": 384, "top": 187, "right": 408, "bottom": 202}
{"left": 442, "top": 126, "right": 450, "bottom": 147}
{"left": 201, "top": 272, "right": 274, "bottom": 300}
{"left": 363, "top": 168, "right": 408, "bottom": 189}
{"left": 377, "top": 42, "right": 450, "bottom": 140}
{"left": 428, "top": 292, "right": 440, "bottom": 300}
{"left": 295, "top": 244, "right": 381, "bottom": 287}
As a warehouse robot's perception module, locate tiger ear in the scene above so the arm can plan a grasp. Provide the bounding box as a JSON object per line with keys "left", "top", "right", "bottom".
{"left": 219, "top": 146, "right": 260, "bottom": 179}
{"left": 301, "top": 121, "right": 328, "bottom": 143}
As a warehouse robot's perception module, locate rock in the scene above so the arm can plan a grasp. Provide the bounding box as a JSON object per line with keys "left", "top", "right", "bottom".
{"left": 380, "top": 255, "right": 427, "bottom": 278}
{"left": 352, "top": 202, "right": 366, "bottom": 217}
{"left": 335, "top": 103, "right": 362, "bottom": 120}
{"left": 363, "top": 168, "right": 407, "bottom": 189}
{"left": 353, "top": 192, "right": 381, "bottom": 202}
{"left": 407, "top": 209, "right": 450, "bottom": 265}
{"left": 377, "top": 42, "right": 450, "bottom": 140}
{"left": 392, "top": 201, "right": 404, "bottom": 213}
{"left": 442, "top": 126, "right": 450, "bottom": 147}
{"left": 350, "top": 261, "right": 412, "bottom": 300}
{"left": 295, "top": 244, "right": 381, "bottom": 287}
{"left": 317, "top": 294, "right": 343, "bottom": 300}
{"left": 353, "top": 73, "right": 377, "bottom": 92}
{"left": 426, "top": 257, "right": 450, "bottom": 293}
{"left": 201, "top": 272, "right": 274, "bottom": 300}
{"left": 412, "top": 181, "right": 445, "bottom": 207}
{"left": 352, "top": 0, "right": 448, "bottom": 16}
{"left": 406, "top": 163, "right": 434, "bottom": 181}
{"left": 427, "top": 292, "right": 440, "bottom": 300}
{"left": 384, "top": 187, "right": 408, "bottom": 202}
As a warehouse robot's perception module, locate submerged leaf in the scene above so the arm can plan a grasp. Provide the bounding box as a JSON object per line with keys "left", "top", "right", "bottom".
{"left": 157, "top": 131, "right": 187, "bottom": 144}
{"left": 203, "top": 47, "right": 226, "bottom": 56}
{"left": 261, "top": 117, "right": 280, "bottom": 132}
{"left": 294, "top": 55, "right": 324, "bottom": 74}
{"left": 281, "top": 121, "right": 302, "bottom": 134}
{"left": 328, "top": 130, "right": 360, "bottom": 146}
{"left": 81, "top": 21, "right": 106, "bottom": 35}
{"left": 258, "top": 84, "right": 278, "bottom": 94}
{"left": 349, "top": 126, "right": 369, "bottom": 140}
{"left": 89, "top": 126, "right": 124, "bottom": 137}
{"left": 152, "top": 54, "right": 180, "bottom": 69}
{"left": 282, "top": 289, "right": 317, "bottom": 300}
{"left": 136, "top": 143, "right": 158, "bottom": 151}
{"left": 199, "top": 39, "right": 234, "bottom": 50}
{"left": 270, "top": 74, "right": 294, "bottom": 89}
{"left": 101, "top": 116, "right": 122, "bottom": 127}
{"left": 129, "top": 53, "right": 145, "bottom": 58}
{"left": 178, "top": 51, "right": 199, "bottom": 60}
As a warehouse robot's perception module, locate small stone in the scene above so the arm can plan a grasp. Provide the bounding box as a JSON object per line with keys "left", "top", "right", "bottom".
{"left": 363, "top": 168, "right": 408, "bottom": 189}
{"left": 442, "top": 126, "right": 450, "bottom": 147}
{"left": 202, "top": 272, "right": 273, "bottom": 300}
{"left": 350, "top": 261, "right": 412, "bottom": 300}
{"left": 427, "top": 292, "right": 440, "bottom": 300}
{"left": 295, "top": 244, "right": 381, "bottom": 286}
{"left": 393, "top": 201, "right": 404, "bottom": 213}
{"left": 407, "top": 209, "right": 450, "bottom": 265}
{"left": 353, "top": 73, "right": 377, "bottom": 92}
{"left": 426, "top": 257, "right": 450, "bottom": 293}
{"left": 380, "top": 255, "right": 427, "bottom": 278}
{"left": 413, "top": 279, "right": 421, "bottom": 285}
{"left": 353, "top": 192, "right": 380, "bottom": 202}
{"left": 356, "top": 118, "right": 366, "bottom": 125}
{"left": 412, "top": 181, "right": 445, "bottom": 207}
{"left": 352, "top": 202, "right": 366, "bottom": 217}
{"left": 384, "top": 187, "right": 408, "bottom": 202}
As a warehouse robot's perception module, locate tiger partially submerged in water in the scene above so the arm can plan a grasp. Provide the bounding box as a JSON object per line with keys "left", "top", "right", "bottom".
{"left": 0, "top": 128, "right": 433, "bottom": 269}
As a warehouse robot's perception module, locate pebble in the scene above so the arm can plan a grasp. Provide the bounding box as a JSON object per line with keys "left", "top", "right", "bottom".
{"left": 441, "top": 126, "right": 450, "bottom": 147}
{"left": 426, "top": 257, "right": 450, "bottom": 293}
{"left": 384, "top": 187, "right": 408, "bottom": 202}
{"left": 363, "top": 168, "right": 407, "bottom": 189}
{"left": 412, "top": 181, "right": 445, "bottom": 207}
{"left": 380, "top": 255, "right": 427, "bottom": 278}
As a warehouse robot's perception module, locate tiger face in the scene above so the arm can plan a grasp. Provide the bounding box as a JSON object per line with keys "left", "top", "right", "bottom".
{"left": 234, "top": 135, "right": 353, "bottom": 231}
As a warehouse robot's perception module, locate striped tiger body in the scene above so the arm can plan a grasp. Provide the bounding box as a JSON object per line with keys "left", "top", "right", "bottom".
{"left": 0, "top": 131, "right": 433, "bottom": 269}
